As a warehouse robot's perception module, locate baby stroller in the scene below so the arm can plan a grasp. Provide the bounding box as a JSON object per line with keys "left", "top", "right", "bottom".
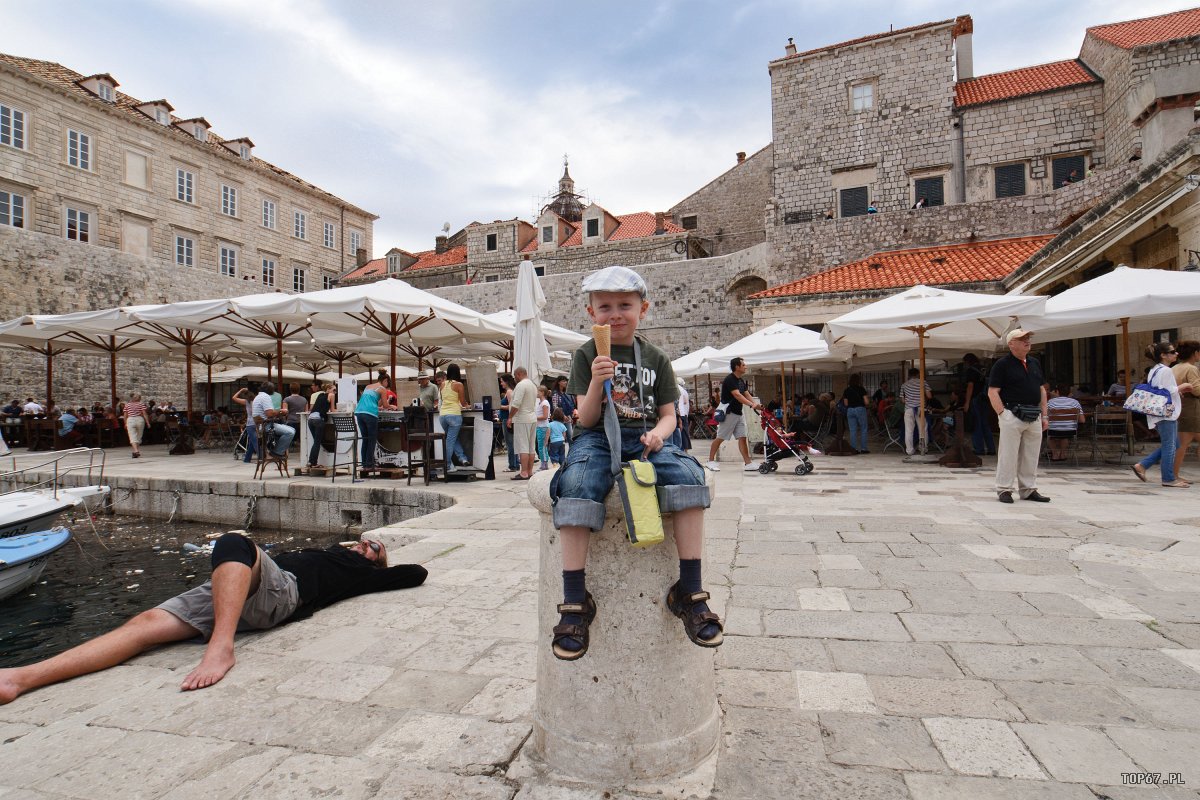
{"left": 754, "top": 408, "right": 815, "bottom": 475}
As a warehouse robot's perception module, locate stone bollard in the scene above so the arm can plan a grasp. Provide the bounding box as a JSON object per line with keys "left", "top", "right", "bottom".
{"left": 526, "top": 470, "right": 720, "bottom": 783}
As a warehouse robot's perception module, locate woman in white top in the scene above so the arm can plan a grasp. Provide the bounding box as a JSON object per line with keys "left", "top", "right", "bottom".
{"left": 1131, "top": 342, "right": 1190, "bottom": 487}
{"left": 536, "top": 385, "right": 551, "bottom": 470}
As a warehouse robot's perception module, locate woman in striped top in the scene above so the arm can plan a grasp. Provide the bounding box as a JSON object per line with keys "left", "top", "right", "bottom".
{"left": 124, "top": 393, "right": 150, "bottom": 458}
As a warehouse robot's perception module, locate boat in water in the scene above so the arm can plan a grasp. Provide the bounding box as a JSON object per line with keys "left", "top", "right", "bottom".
{"left": 0, "top": 527, "right": 72, "bottom": 602}
{"left": 1, "top": 448, "right": 110, "bottom": 538}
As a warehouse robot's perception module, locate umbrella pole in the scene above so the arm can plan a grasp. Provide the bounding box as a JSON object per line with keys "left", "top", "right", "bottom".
{"left": 207, "top": 361, "right": 213, "bottom": 411}
{"left": 276, "top": 337, "right": 284, "bottom": 389}
{"left": 780, "top": 361, "right": 787, "bottom": 428}
{"left": 109, "top": 347, "right": 118, "bottom": 410}
{"left": 917, "top": 328, "right": 928, "bottom": 455}
{"left": 1121, "top": 317, "right": 1133, "bottom": 456}
{"left": 338, "top": 359, "right": 344, "bottom": 378}
{"left": 185, "top": 340, "right": 194, "bottom": 417}
{"left": 390, "top": 322, "right": 398, "bottom": 384}
{"left": 46, "top": 348, "right": 54, "bottom": 405}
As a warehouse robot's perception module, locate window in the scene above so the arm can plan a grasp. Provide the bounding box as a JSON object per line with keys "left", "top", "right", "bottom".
{"left": 994, "top": 163, "right": 1026, "bottom": 198}
{"left": 681, "top": 215, "right": 698, "bottom": 230}
{"left": 65, "top": 207, "right": 90, "bottom": 242}
{"left": 175, "top": 235, "right": 194, "bottom": 267}
{"left": 219, "top": 245, "right": 237, "bottom": 277}
{"left": 155, "top": 108, "right": 170, "bottom": 126}
{"left": 913, "top": 176, "right": 945, "bottom": 207}
{"left": 292, "top": 266, "right": 305, "bottom": 292}
{"left": 541, "top": 225, "right": 553, "bottom": 243}
{"left": 193, "top": 125, "right": 206, "bottom": 142}
{"left": 262, "top": 199, "right": 275, "bottom": 229}
{"left": 839, "top": 186, "right": 869, "bottom": 218}
{"left": 485, "top": 274, "right": 499, "bottom": 282}
{"left": 0, "top": 190, "right": 25, "bottom": 228}
{"left": 221, "top": 185, "right": 237, "bottom": 217}
{"left": 239, "top": 144, "right": 250, "bottom": 160}
{"left": 176, "top": 169, "right": 193, "bottom": 203}
{"left": 261, "top": 257, "right": 275, "bottom": 287}
{"left": 322, "top": 274, "right": 334, "bottom": 290}
{"left": 486, "top": 233, "right": 498, "bottom": 251}
{"left": 387, "top": 253, "right": 400, "bottom": 272}
{"left": 67, "top": 129, "right": 91, "bottom": 170}
{"left": 349, "top": 230, "right": 361, "bottom": 255}
{"left": 98, "top": 83, "right": 114, "bottom": 102}
{"left": 1, "top": 104, "right": 26, "bottom": 150}
{"left": 534, "top": 265, "right": 545, "bottom": 277}
{"left": 294, "top": 210, "right": 306, "bottom": 239}
{"left": 586, "top": 218, "right": 599, "bottom": 237}
{"left": 851, "top": 82, "right": 874, "bottom": 112}
{"left": 323, "top": 221, "right": 335, "bottom": 249}
{"left": 1052, "top": 155, "right": 1086, "bottom": 189}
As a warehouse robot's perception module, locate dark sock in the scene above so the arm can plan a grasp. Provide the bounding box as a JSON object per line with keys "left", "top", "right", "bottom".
{"left": 557, "top": 569, "right": 587, "bottom": 652}
{"left": 678, "top": 559, "right": 720, "bottom": 640}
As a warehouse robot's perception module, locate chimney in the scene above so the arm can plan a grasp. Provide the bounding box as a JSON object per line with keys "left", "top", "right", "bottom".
{"left": 435, "top": 234, "right": 448, "bottom": 254}
{"left": 355, "top": 247, "right": 368, "bottom": 268}
{"left": 953, "top": 15, "right": 974, "bottom": 81}
{"left": 736, "top": 151, "right": 747, "bottom": 165}
{"left": 784, "top": 38, "right": 797, "bottom": 57}
{"left": 654, "top": 211, "right": 666, "bottom": 235}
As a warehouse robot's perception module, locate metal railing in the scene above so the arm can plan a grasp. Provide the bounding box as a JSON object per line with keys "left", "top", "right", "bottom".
{"left": 0, "top": 447, "right": 108, "bottom": 499}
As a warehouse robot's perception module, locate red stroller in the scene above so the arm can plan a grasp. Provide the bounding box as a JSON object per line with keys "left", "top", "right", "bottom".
{"left": 754, "top": 408, "right": 815, "bottom": 475}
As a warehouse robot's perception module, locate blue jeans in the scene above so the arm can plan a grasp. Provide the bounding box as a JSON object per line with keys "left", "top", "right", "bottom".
{"left": 356, "top": 413, "right": 378, "bottom": 468}
{"left": 536, "top": 426, "right": 549, "bottom": 463}
{"left": 550, "top": 428, "right": 710, "bottom": 531}
{"left": 1139, "top": 420, "right": 1179, "bottom": 483}
{"left": 268, "top": 423, "right": 295, "bottom": 456}
{"left": 307, "top": 417, "right": 324, "bottom": 466}
{"left": 549, "top": 441, "right": 565, "bottom": 464}
{"left": 442, "top": 413, "right": 467, "bottom": 465}
{"left": 846, "top": 406, "right": 868, "bottom": 452}
{"left": 243, "top": 426, "right": 257, "bottom": 462}
{"left": 502, "top": 418, "right": 518, "bottom": 469}
{"left": 971, "top": 394, "right": 996, "bottom": 453}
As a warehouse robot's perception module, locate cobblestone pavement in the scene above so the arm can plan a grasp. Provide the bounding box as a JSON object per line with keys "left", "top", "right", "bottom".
{"left": 1, "top": 446, "right": 1199, "bottom": 799}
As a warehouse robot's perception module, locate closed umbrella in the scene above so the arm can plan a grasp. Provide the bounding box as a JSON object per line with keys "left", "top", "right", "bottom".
{"left": 514, "top": 261, "right": 552, "bottom": 383}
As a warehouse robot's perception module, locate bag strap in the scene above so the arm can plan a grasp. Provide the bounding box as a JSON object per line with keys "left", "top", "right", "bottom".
{"left": 603, "top": 337, "right": 650, "bottom": 476}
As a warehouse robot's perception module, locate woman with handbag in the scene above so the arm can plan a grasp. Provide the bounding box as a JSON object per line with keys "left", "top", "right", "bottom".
{"left": 1171, "top": 341, "right": 1200, "bottom": 482}
{"left": 1131, "top": 342, "right": 1189, "bottom": 488}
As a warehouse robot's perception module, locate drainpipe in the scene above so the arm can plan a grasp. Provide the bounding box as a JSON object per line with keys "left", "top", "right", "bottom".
{"left": 952, "top": 111, "right": 966, "bottom": 204}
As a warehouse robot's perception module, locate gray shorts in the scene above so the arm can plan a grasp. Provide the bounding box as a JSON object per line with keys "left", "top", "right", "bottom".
{"left": 513, "top": 421, "right": 538, "bottom": 454}
{"left": 157, "top": 547, "right": 300, "bottom": 640}
{"left": 715, "top": 412, "right": 746, "bottom": 440}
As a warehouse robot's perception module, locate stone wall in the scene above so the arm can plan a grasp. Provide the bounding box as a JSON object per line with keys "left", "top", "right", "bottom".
{"left": 0, "top": 59, "right": 373, "bottom": 293}
{"left": 432, "top": 243, "right": 772, "bottom": 358}
{"left": 668, "top": 145, "right": 772, "bottom": 256}
{"left": 0, "top": 226, "right": 254, "bottom": 404}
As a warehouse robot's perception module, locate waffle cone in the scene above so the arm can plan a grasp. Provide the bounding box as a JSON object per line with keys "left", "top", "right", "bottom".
{"left": 592, "top": 324, "right": 611, "bottom": 358}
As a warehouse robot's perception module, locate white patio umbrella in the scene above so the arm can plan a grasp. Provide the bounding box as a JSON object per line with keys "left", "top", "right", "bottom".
{"left": 672, "top": 346, "right": 723, "bottom": 378}
{"left": 826, "top": 285, "right": 1046, "bottom": 456}
{"left": 1019, "top": 265, "right": 1200, "bottom": 392}
{"left": 513, "top": 261, "right": 552, "bottom": 383}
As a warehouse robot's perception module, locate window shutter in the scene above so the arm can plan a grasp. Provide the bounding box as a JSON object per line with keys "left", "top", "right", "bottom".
{"left": 994, "top": 164, "right": 1026, "bottom": 198}
{"left": 840, "top": 187, "right": 869, "bottom": 218}
{"left": 913, "top": 176, "right": 945, "bottom": 207}
{"left": 1052, "top": 155, "right": 1085, "bottom": 188}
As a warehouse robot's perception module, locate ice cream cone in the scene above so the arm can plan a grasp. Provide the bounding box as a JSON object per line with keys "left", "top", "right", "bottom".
{"left": 592, "top": 324, "right": 611, "bottom": 358}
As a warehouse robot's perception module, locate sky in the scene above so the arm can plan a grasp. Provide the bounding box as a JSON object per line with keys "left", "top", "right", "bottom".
{"left": 4, "top": 0, "right": 1195, "bottom": 257}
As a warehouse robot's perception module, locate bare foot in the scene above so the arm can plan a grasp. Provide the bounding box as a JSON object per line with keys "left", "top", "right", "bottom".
{"left": 180, "top": 646, "right": 235, "bottom": 691}
{"left": 0, "top": 670, "right": 24, "bottom": 705}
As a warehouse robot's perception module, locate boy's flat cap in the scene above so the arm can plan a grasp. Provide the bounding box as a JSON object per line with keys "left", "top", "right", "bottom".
{"left": 581, "top": 266, "right": 647, "bottom": 297}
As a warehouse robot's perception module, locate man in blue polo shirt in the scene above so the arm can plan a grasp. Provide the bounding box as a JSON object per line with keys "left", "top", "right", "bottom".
{"left": 987, "top": 329, "right": 1050, "bottom": 504}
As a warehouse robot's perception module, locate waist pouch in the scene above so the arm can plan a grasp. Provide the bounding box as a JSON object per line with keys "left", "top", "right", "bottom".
{"left": 1009, "top": 404, "right": 1041, "bottom": 422}
{"left": 616, "top": 458, "right": 665, "bottom": 548}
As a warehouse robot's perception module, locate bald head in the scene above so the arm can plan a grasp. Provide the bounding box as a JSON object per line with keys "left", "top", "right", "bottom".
{"left": 514, "top": 367, "right": 528, "bottom": 380}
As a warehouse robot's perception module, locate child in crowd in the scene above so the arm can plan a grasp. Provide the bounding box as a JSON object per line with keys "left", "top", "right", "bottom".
{"left": 548, "top": 408, "right": 569, "bottom": 466}
{"left": 536, "top": 385, "right": 551, "bottom": 471}
{"left": 549, "top": 265, "right": 721, "bottom": 661}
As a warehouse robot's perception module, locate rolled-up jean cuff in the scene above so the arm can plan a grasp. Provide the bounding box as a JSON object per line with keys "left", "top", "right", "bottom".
{"left": 551, "top": 497, "right": 606, "bottom": 531}
{"left": 658, "top": 484, "right": 711, "bottom": 512}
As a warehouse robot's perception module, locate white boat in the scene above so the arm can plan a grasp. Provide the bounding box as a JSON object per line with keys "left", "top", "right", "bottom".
{"left": 0, "top": 448, "right": 109, "bottom": 538}
{"left": 0, "top": 527, "right": 72, "bottom": 601}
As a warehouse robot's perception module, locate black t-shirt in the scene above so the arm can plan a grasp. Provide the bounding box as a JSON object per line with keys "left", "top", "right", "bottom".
{"left": 721, "top": 373, "right": 747, "bottom": 416}
{"left": 842, "top": 385, "right": 869, "bottom": 408}
{"left": 311, "top": 392, "right": 330, "bottom": 419}
{"left": 963, "top": 365, "right": 984, "bottom": 400}
{"left": 987, "top": 354, "right": 1045, "bottom": 407}
{"left": 272, "top": 546, "right": 428, "bottom": 622}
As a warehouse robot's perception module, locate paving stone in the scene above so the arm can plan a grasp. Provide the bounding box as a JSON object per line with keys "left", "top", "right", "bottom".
{"left": 724, "top": 605, "right": 763, "bottom": 636}
{"left": 1114, "top": 686, "right": 1200, "bottom": 731}
{"left": 1011, "top": 722, "right": 1142, "bottom": 785}
{"left": 961, "top": 544, "right": 1024, "bottom": 560}
{"left": 904, "top": 774, "right": 1093, "bottom": 799}
{"left": 921, "top": 717, "right": 1044, "bottom": 779}
{"left": 1017, "top": 592, "right": 1101, "bottom": 617}
{"left": 996, "top": 558, "right": 1080, "bottom": 576}
{"left": 715, "top": 635, "right": 831, "bottom": 672}
{"left": 867, "top": 676, "right": 1023, "bottom": 720}
{"left": 827, "top": 641, "right": 963, "bottom": 678}
{"left": 1083, "top": 647, "right": 1200, "bottom": 688}
{"left": 796, "top": 587, "right": 851, "bottom": 610}
{"left": 730, "top": 584, "right": 802, "bottom": 609}
{"left": 460, "top": 677, "right": 535, "bottom": 723}
{"left": 902, "top": 613, "right": 1019, "bottom": 644}
{"left": 729, "top": 565, "right": 819, "bottom": 587}
{"left": 1003, "top": 616, "right": 1172, "bottom": 648}
{"left": 1156, "top": 622, "right": 1200, "bottom": 649}
{"left": 1114, "top": 590, "right": 1200, "bottom": 624}
{"left": 398, "top": 634, "right": 500, "bottom": 671}
{"left": 466, "top": 641, "right": 537, "bottom": 681}
{"left": 717, "top": 668, "right": 799, "bottom": 709}
{"left": 819, "top": 712, "right": 947, "bottom": 771}
{"left": 1104, "top": 727, "right": 1200, "bottom": 777}
{"left": 905, "top": 589, "right": 1038, "bottom": 616}
{"left": 718, "top": 704, "right": 825, "bottom": 765}
{"left": 170, "top": 692, "right": 332, "bottom": 746}
{"left": 762, "top": 610, "right": 910, "bottom": 641}
{"left": 241, "top": 752, "right": 388, "bottom": 800}
{"left": 950, "top": 643, "right": 1111, "bottom": 683}
{"left": 158, "top": 746, "right": 292, "bottom": 800}
{"left": 817, "top": 568, "right": 883, "bottom": 588}
{"left": 378, "top": 768, "right": 516, "bottom": 800}
{"left": 1161, "top": 648, "right": 1200, "bottom": 674}
{"left": 844, "top": 589, "right": 912, "bottom": 612}
{"left": 1069, "top": 594, "right": 1154, "bottom": 621}
{"left": 875, "top": 568, "right": 975, "bottom": 591}
{"left": 998, "top": 681, "right": 1149, "bottom": 726}
{"left": 715, "top": 754, "right": 911, "bottom": 800}
{"left": 1086, "top": 787, "right": 1200, "bottom": 800}
{"left": 364, "top": 711, "right": 529, "bottom": 773}
{"left": 366, "top": 669, "right": 492, "bottom": 713}
{"left": 275, "top": 661, "right": 394, "bottom": 702}
{"left": 353, "top": 631, "right": 437, "bottom": 668}
{"left": 965, "top": 573, "right": 1102, "bottom": 595}
{"left": 269, "top": 702, "right": 407, "bottom": 757}
{"left": 0, "top": 723, "right": 128, "bottom": 787}
{"left": 794, "top": 670, "right": 878, "bottom": 713}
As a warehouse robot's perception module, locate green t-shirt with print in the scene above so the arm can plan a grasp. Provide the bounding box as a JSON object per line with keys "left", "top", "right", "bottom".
{"left": 568, "top": 336, "right": 679, "bottom": 431}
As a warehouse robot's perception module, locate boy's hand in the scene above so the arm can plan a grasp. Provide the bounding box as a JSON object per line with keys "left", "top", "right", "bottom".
{"left": 590, "top": 356, "right": 616, "bottom": 386}
{"left": 640, "top": 430, "right": 664, "bottom": 452}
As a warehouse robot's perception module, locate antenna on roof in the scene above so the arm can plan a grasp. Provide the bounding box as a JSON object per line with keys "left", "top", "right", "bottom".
{"left": 441, "top": 222, "right": 451, "bottom": 234}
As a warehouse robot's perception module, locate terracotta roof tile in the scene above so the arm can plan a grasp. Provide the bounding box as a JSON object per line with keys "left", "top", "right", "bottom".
{"left": 1087, "top": 8, "right": 1200, "bottom": 49}
{"left": 406, "top": 245, "right": 468, "bottom": 271}
{"left": 521, "top": 212, "right": 681, "bottom": 252}
{"left": 341, "top": 257, "right": 387, "bottom": 282}
{"left": 0, "top": 53, "right": 375, "bottom": 218}
{"left": 955, "top": 59, "right": 1099, "bottom": 108}
{"left": 751, "top": 235, "right": 1055, "bottom": 300}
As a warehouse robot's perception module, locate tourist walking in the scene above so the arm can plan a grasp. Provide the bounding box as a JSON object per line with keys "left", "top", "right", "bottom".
{"left": 536, "top": 385, "right": 551, "bottom": 470}
{"left": 1131, "top": 342, "right": 1189, "bottom": 488}
{"left": 675, "top": 377, "right": 692, "bottom": 451}
{"left": 551, "top": 376, "right": 576, "bottom": 439}
{"left": 123, "top": 392, "right": 150, "bottom": 458}
{"left": 706, "top": 357, "right": 762, "bottom": 471}
{"left": 440, "top": 364, "right": 470, "bottom": 472}
{"left": 987, "top": 330, "right": 1049, "bottom": 503}
{"left": 1171, "top": 341, "right": 1200, "bottom": 481}
{"left": 841, "top": 373, "right": 870, "bottom": 453}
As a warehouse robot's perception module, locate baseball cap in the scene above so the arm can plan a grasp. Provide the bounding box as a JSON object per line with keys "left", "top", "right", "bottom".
{"left": 1006, "top": 328, "right": 1034, "bottom": 343}
{"left": 581, "top": 266, "right": 647, "bottom": 298}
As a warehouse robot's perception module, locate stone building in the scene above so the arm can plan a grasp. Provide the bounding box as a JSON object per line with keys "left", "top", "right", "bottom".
{"left": 0, "top": 53, "right": 376, "bottom": 401}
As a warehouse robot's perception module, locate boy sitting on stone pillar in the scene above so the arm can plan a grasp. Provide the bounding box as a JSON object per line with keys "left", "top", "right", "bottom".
{"left": 548, "top": 266, "right": 722, "bottom": 660}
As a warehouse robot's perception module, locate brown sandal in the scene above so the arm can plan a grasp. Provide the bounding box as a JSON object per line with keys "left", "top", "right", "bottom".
{"left": 551, "top": 593, "right": 596, "bottom": 661}
{"left": 667, "top": 582, "right": 724, "bottom": 648}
